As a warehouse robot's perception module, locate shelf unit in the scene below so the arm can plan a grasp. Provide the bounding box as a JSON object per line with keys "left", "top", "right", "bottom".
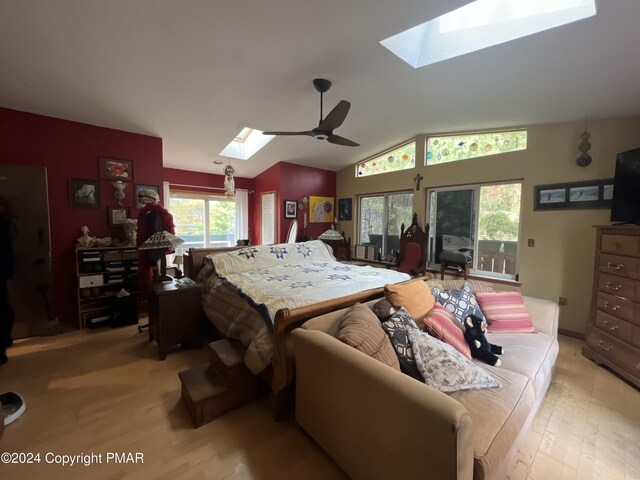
{"left": 76, "top": 246, "right": 139, "bottom": 329}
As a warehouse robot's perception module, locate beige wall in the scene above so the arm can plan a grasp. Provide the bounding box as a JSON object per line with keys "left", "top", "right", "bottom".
{"left": 336, "top": 116, "right": 640, "bottom": 334}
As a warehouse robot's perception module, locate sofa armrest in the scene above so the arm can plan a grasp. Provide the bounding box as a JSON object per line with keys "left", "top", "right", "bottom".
{"left": 523, "top": 296, "right": 559, "bottom": 337}
{"left": 293, "top": 328, "right": 474, "bottom": 480}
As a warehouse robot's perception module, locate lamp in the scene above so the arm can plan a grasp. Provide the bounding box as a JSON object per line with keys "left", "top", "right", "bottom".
{"left": 318, "top": 219, "right": 344, "bottom": 241}
{"left": 138, "top": 231, "right": 185, "bottom": 283}
{"left": 173, "top": 254, "right": 184, "bottom": 279}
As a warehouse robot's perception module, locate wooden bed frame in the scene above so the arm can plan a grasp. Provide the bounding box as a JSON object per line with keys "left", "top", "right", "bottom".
{"left": 187, "top": 246, "right": 390, "bottom": 418}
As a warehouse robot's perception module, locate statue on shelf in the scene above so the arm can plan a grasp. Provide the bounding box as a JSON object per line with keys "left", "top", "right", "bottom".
{"left": 121, "top": 218, "right": 137, "bottom": 247}
{"left": 77, "top": 225, "right": 95, "bottom": 248}
{"left": 93, "top": 237, "right": 113, "bottom": 247}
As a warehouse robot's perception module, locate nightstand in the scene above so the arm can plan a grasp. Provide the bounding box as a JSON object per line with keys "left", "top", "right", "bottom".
{"left": 148, "top": 279, "right": 204, "bottom": 360}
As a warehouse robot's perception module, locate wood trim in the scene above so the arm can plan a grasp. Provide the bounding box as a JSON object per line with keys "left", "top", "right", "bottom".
{"left": 187, "top": 246, "right": 244, "bottom": 280}
{"left": 558, "top": 328, "right": 585, "bottom": 340}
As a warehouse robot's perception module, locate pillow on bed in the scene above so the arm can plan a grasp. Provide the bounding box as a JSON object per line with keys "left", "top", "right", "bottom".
{"left": 408, "top": 329, "right": 500, "bottom": 393}
{"left": 384, "top": 279, "right": 435, "bottom": 322}
{"left": 337, "top": 303, "right": 401, "bottom": 371}
{"left": 431, "top": 281, "right": 484, "bottom": 325}
{"left": 476, "top": 291, "right": 537, "bottom": 333}
{"left": 380, "top": 307, "right": 422, "bottom": 380}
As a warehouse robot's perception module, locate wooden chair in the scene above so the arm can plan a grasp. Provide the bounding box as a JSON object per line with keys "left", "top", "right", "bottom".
{"left": 324, "top": 233, "right": 351, "bottom": 260}
{"left": 397, "top": 213, "right": 429, "bottom": 276}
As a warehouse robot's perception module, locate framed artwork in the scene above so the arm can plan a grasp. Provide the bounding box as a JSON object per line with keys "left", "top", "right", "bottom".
{"left": 69, "top": 178, "right": 100, "bottom": 208}
{"left": 135, "top": 184, "right": 160, "bottom": 208}
{"left": 99, "top": 157, "right": 134, "bottom": 182}
{"left": 107, "top": 206, "right": 130, "bottom": 227}
{"left": 284, "top": 199, "right": 297, "bottom": 219}
{"left": 309, "top": 196, "right": 335, "bottom": 223}
{"left": 338, "top": 198, "right": 352, "bottom": 221}
{"left": 534, "top": 179, "right": 614, "bottom": 211}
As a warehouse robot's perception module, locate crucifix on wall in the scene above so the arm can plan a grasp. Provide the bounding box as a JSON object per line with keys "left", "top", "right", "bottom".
{"left": 413, "top": 173, "right": 423, "bottom": 191}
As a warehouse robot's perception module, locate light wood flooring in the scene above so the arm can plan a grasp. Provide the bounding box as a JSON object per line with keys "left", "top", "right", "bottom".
{"left": 0, "top": 325, "right": 638, "bottom": 480}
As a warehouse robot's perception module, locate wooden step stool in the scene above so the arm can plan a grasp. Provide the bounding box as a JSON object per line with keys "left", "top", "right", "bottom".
{"left": 179, "top": 339, "right": 258, "bottom": 428}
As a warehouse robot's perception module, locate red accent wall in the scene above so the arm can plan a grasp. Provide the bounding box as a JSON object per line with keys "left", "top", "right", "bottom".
{"left": 0, "top": 107, "right": 163, "bottom": 326}
{"left": 252, "top": 161, "right": 336, "bottom": 243}
{"left": 163, "top": 167, "right": 255, "bottom": 241}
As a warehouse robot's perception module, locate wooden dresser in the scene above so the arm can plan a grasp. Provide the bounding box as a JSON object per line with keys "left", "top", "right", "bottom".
{"left": 582, "top": 225, "right": 640, "bottom": 388}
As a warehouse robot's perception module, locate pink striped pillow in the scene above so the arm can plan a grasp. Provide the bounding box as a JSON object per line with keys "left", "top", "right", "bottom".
{"left": 476, "top": 291, "right": 537, "bottom": 333}
{"left": 424, "top": 304, "right": 472, "bottom": 359}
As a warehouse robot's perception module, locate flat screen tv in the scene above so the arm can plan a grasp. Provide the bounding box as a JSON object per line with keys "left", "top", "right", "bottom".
{"left": 610, "top": 147, "right": 640, "bottom": 223}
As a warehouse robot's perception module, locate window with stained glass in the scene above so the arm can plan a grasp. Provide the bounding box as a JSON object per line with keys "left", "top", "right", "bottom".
{"left": 356, "top": 142, "right": 415, "bottom": 177}
{"left": 426, "top": 130, "right": 527, "bottom": 165}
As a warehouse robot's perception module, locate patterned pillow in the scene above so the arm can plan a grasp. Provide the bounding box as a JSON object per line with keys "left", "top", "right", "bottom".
{"left": 431, "top": 281, "right": 484, "bottom": 325}
{"left": 476, "top": 291, "right": 537, "bottom": 333}
{"left": 384, "top": 279, "right": 435, "bottom": 322}
{"left": 337, "top": 303, "right": 401, "bottom": 371}
{"left": 407, "top": 329, "right": 500, "bottom": 393}
{"left": 381, "top": 307, "right": 422, "bottom": 380}
{"left": 424, "top": 304, "right": 472, "bottom": 359}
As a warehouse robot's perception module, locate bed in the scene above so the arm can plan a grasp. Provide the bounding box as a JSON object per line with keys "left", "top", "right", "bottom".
{"left": 189, "top": 240, "right": 411, "bottom": 416}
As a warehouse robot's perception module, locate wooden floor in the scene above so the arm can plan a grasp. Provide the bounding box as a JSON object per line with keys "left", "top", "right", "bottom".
{"left": 0, "top": 326, "right": 638, "bottom": 480}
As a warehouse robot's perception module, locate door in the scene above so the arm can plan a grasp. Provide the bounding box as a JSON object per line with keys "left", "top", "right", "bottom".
{"left": 261, "top": 192, "right": 276, "bottom": 245}
{"left": 0, "top": 163, "right": 53, "bottom": 338}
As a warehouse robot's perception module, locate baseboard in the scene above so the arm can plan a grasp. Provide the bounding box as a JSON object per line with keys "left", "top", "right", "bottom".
{"left": 558, "top": 328, "right": 585, "bottom": 340}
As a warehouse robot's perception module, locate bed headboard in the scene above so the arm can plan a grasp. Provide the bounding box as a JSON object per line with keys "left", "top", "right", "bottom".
{"left": 187, "top": 246, "right": 243, "bottom": 280}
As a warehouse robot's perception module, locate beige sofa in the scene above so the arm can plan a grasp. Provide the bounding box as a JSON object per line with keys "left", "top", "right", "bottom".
{"left": 293, "top": 296, "right": 559, "bottom": 480}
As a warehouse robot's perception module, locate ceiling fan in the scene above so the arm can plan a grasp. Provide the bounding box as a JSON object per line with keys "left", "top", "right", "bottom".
{"left": 263, "top": 78, "right": 359, "bottom": 147}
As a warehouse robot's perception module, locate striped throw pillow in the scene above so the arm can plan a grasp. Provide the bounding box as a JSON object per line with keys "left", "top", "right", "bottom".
{"left": 476, "top": 291, "right": 537, "bottom": 333}
{"left": 423, "top": 303, "right": 472, "bottom": 359}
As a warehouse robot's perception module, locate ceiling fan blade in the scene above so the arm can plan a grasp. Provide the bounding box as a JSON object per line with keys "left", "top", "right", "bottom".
{"left": 318, "top": 100, "right": 351, "bottom": 131}
{"left": 262, "top": 130, "right": 313, "bottom": 136}
{"left": 327, "top": 134, "right": 359, "bottom": 147}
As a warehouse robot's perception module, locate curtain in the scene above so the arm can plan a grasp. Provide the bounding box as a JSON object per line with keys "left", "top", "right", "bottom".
{"left": 235, "top": 189, "right": 249, "bottom": 242}
{"left": 162, "top": 181, "right": 171, "bottom": 211}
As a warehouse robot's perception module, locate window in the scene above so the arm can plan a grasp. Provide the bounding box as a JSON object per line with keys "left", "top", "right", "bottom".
{"left": 169, "top": 192, "right": 236, "bottom": 249}
{"left": 356, "top": 142, "right": 416, "bottom": 177}
{"left": 219, "top": 126, "right": 275, "bottom": 160}
{"left": 359, "top": 191, "right": 414, "bottom": 260}
{"left": 427, "top": 130, "right": 527, "bottom": 165}
{"left": 427, "top": 182, "right": 521, "bottom": 279}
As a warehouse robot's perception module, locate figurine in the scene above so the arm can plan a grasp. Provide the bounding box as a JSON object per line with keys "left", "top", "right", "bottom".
{"left": 93, "top": 237, "right": 113, "bottom": 247}
{"left": 77, "top": 226, "right": 95, "bottom": 247}
{"left": 121, "top": 218, "right": 137, "bottom": 247}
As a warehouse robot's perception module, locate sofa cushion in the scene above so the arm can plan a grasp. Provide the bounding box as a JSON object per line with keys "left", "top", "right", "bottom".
{"left": 449, "top": 367, "right": 536, "bottom": 480}
{"left": 424, "top": 303, "right": 472, "bottom": 360}
{"left": 380, "top": 307, "right": 422, "bottom": 380}
{"left": 337, "top": 303, "right": 401, "bottom": 371}
{"left": 408, "top": 329, "right": 499, "bottom": 393}
{"left": 476, "top": 291, "right": 537, "bottom": 333}
{"left": 384, "top": 279, "right": 435, "bottom": 322}
{"left": 431, "top": 281, "right": 485, "bottom": 324}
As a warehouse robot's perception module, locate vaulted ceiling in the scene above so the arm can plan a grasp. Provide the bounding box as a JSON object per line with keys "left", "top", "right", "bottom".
{"left": 1, "top": 1, "right": 639, "bottom": 178}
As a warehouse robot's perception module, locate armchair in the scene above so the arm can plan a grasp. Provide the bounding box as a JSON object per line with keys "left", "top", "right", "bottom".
{"left": 397, "top": 213, "right": 429, "bottom": 276}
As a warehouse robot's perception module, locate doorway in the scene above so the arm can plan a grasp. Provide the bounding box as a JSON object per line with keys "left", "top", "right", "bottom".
{"left": 261, "top": 192, "right": 276, "bottom": 245}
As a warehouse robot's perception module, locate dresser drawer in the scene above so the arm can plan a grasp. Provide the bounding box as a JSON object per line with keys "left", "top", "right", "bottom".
{"left": 79, "top": 274, "right": 104, "bottom": 288}
{"left": 598, "top": 273, "right": 640, "bottom": 302}
{"left": 596, "top": 291, "right": 640, "bottom": 325}
{"left": 601, "top": 234, "right": 640, "bottom": 257}
{"left": 595, "top": 310, "right": 634, "bottom": 344}
{"left": 599, "top": 253, "right": 640, "bottom": 280}
{"left": 586, "top": 328, "right": 640, "bottom": 378}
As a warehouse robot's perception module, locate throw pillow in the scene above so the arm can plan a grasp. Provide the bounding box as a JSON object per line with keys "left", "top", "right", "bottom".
{"left": 371, "top": 298, "right": 397, "bottom": 321}
{"left": 407, "top": 329, "right": 500, "bottom": 393}
{"left": 380, "top": 307, "right": 422, "bottom": 380}
{"left": 423, "top": 304, "right": 472, "bottom": 359}
{"left": 384, "top": 279, "right": 435, "bottom": 322}
{"left": 337, "top": 303, "right": 401, "bottom": 371}
{"left": 431, "top": 281, "right": 485, "bottom": 325}
{"left": 476, "top": 291, "right": 537, "bottom": 333}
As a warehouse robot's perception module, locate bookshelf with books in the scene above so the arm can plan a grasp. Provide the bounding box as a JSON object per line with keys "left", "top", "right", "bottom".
{"left": 76, "top": 246, "right": 140, "bottom": 329}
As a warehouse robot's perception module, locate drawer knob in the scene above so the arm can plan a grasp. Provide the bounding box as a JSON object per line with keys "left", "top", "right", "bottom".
{"left": 606, "top": 262, "right": 624, "bottom": 270}
{"left": 605, "top": 282, "right": 622, "bottom": 291}
{"left": 598, "top": 341, "right": 613, "bottom": 352}
{"left": 603, "top": 302, "right": 620, "bottom": 311}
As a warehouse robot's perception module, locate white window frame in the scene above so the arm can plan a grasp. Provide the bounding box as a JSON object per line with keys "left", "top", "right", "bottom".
{"left": 426, "top": 181, "right": 522, "bottom": 280}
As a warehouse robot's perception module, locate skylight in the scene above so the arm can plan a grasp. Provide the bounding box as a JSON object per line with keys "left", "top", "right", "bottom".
{"left": 380, "top": 0, "right": 597, "bottom": 68}
{"left": 220, "top": 127, "right": 274, "bottom": 160}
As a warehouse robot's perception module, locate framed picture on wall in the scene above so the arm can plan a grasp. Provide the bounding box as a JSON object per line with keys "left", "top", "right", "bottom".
{"left": 309, "top": 196, "right": 335, "bottom": 223}
{"left": 338, "top": 198, "right": 352, "bottom": 221}
{"left": 69, "top": 178, "right": 100, "bottom": 208}
{"left": 135, "top": 184, "right": 160, "bottom": 208}
{"left": 284, "top": 199, "right": 297, "bottom": 219}
{"left": 107, "top": 206, "right": 130, "bottom": 227}
{"left": 534, "top": 179, "right": 614, "bottom": 211}
{"left": 99, "top": 157, "right": 134, "bottom": 182}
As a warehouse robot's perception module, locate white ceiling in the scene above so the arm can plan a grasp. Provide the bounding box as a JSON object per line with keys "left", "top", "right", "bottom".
{"left": 1, "top": 1, "right": 639, "bottom": 179}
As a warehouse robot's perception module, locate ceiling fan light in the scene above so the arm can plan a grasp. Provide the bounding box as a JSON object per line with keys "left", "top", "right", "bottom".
{"left": 314, "top": 133, "right": 329, "bottom": 140}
